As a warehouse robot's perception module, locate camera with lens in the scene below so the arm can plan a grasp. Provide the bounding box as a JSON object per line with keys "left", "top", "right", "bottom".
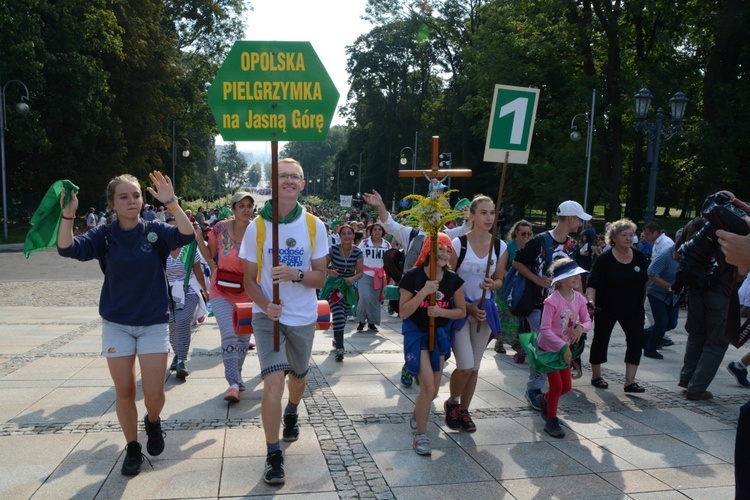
{"left": 674, "top": 191, "right": 750, "bottom": 290}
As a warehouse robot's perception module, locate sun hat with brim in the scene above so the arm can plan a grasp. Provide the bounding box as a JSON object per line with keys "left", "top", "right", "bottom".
{"left": 454, "top": 198, "right": 471, "bottom": 211}
{"left": 550, "top": 260, "right": 588, "bottom": 286}
{"left": 230, "top": 192, "right": 255, "bottom": 206}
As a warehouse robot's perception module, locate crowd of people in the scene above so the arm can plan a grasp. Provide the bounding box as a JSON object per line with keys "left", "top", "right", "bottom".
{"left": 54, "top": 163, "right": 749, "bottom": 496}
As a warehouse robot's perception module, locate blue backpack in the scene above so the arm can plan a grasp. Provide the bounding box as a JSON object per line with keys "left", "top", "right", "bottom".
{"left": 501, "top": 232, "right": 554, "bottom": 317}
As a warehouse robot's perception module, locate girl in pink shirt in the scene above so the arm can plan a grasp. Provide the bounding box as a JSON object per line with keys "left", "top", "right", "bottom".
{"left": 537, "top": 258, "right": 592, "bottom": 438}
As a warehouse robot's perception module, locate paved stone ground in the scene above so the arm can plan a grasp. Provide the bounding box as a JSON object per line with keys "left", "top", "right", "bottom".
{"left": 0, "top": 248, "right": 747, "bottom": 499}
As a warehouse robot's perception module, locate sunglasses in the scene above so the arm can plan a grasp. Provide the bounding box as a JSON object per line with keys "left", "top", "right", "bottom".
{"left": 518, "top": 231, "right": 532, "bottom": 236}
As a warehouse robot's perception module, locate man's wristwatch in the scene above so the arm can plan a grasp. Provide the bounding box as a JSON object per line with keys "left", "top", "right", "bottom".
{"left": 292, "top": 270, "right": 304, "bottom": 283}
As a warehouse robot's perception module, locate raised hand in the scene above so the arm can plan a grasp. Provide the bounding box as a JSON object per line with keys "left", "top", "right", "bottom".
{"left": 59, "top": 189, "right": 79, "bottom": 218}
{"left": 146, "top": 171, "right": 176, "bottom": 205}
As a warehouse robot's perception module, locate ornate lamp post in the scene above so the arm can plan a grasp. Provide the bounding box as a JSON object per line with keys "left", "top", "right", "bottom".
{"left": 171, "top": 120, "right": 190, "bottom": 192}
{"left": 400, "top": 142, "right": 417, "bottom": 194}
{"left": 634, "top": 88, "right": 688, "bottom": 223}
{"left": 1, "top": 78, "right": 31, "bottom": 241}
{"left": 569, "top": 89, "right": 596, "bottom": 214}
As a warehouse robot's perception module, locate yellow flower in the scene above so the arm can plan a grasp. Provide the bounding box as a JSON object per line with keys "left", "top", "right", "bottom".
{"left": 399, "top": 190, "right": 463, "bottom": 238}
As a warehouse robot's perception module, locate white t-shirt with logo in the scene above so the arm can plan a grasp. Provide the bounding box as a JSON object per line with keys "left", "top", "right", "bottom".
{"left": 239, "top": 211, "right": 328, "bottom": 326}
{"left": 358, "top": 237, "right": 391, "bottom": 276}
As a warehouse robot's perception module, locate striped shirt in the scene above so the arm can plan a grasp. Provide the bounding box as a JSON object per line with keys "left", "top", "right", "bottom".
{"left": 329, "top": 244, "right": 363, "bottom": 279}
{"left": 166, "top": 246, "right": 201, "bottom": 290}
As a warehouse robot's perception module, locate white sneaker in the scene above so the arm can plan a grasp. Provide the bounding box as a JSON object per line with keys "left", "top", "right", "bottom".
{"left": 412, "top": 433, "right": 431, "bottom": 455}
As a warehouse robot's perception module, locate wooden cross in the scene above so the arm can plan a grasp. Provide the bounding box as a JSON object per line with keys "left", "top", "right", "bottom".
{"left": 398, "top": 136, "right": 472, "bottom": 351}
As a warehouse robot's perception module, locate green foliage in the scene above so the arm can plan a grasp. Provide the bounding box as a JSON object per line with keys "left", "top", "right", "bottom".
{"left": 217, "top": 143, "right": 248, "bottom": 191}
{"left": 1, "top": 0, "right": 245, "bottom": 227}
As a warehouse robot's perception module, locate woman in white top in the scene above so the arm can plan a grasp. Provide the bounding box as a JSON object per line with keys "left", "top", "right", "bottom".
{"left": 444, "top": 195, "right": 507, "bottom": 433}
{"left": 356, "top": 222, "right": 391, "bottom": 332}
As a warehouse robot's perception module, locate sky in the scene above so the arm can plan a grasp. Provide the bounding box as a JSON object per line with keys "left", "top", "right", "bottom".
{"left": 216, "top": 0, "right": 372, "bottom": 151}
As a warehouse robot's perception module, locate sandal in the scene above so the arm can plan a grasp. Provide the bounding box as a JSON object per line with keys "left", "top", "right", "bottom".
{"left": 624, "top": 382, "right": 646, "bottom": 393}
{"left": 590, "top": 377, "right": 609, "bottom": 389}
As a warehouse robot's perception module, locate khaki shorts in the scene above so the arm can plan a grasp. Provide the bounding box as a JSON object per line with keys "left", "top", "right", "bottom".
{"left": 252, "top": 313, "right": 315, "bottom": 379}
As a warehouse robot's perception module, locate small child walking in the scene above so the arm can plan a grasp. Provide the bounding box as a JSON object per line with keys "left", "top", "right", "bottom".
{"left": 536, "top": 258, "right": 592, "bottom": 438}
{"left": 399, "top": 233, "right": 466, "bottom": 455}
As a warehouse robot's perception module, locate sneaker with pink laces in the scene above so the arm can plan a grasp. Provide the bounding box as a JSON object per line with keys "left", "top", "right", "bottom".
{"left": 458, "top": 409, "right": 476, "bottom": 432}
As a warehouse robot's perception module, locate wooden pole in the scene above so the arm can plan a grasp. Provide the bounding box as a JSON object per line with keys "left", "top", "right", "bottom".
{"left": 271, "top": 142, "right": 280, "bottom": 352}
{"left": 395, "top": 135, "right": 473, "bottom": 350}
{"left": 427, "top": 137, "right": 440, "bottom": 351}
{"left": 476, "top": 151, "right": 509, "bottom": 333}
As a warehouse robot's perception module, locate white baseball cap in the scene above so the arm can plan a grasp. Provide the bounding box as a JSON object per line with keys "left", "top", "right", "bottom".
{"left": 557, "top": 200, "right": 592, "bottom": 221}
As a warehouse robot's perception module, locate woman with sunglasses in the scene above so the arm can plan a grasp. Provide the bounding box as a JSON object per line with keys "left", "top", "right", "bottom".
{"left": 495, "top": 220, "right": 533, "bottom": 353}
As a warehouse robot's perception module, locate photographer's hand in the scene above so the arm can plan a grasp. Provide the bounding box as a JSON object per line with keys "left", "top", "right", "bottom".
{"left": 717, "top": 217, "right": 750, "bottom": 268}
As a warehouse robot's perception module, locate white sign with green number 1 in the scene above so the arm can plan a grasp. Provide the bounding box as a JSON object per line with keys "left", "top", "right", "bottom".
{"left": 483, "top": 84, "right": 540, "bottom": 164}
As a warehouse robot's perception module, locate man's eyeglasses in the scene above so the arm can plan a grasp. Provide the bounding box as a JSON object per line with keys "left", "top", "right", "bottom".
{"left": 279, "top": 174, "right": 303, "bottom": 182}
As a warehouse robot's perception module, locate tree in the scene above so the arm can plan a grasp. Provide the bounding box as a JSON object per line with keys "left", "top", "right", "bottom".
{"left": 0, "top": 0, "right": 246, "bottom": 223}
{"left": 217, "top": 143, "right": 248, "bottom": 191}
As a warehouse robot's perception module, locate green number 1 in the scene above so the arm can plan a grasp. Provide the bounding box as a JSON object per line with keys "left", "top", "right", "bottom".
{"left": 498, "top": 97, "right": 528, "bottom": 145}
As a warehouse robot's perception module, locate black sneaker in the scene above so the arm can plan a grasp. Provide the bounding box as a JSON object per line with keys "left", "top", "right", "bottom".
{"left": 121, "top": 441, "right": 148, "bottom": 476}
{"left": 458, "top": 409, "right": 477, "bottom": 432}
{"left": 657, "top": 338, "right": 675, "bottom": 349}
{"left": 263, "top": 450, "right": 285, "bottom": 485}
{"left": 335, "top": 348, "right": 344, "bottom": 362}
{"left": 356, "top": 322, "right": 365, "bottom": 332}
{"left": 544, "top": 417, "right": 565, "bottom": 438}
{"left": 368, "top": 324, "right": 378, "bottom": 332}
{"left": 282, "top": 413, "right": 299, "bottom": 442}
{"left": 175, "top": 361, "right": 189, "bottom": 379}
{"left": 444, "top": 400, "right": 461, "bottom": 430}
{"left": 536, "top": 393, "right": 548, "bottom": 422}
{"left": 169, "top": 355, "right": 178, "bottom": 371}
{"left": 643, "top": 349, "right": 664, "bottom": 360}
{"left": 143, "top": 415, "right": 165, "bottom": 456}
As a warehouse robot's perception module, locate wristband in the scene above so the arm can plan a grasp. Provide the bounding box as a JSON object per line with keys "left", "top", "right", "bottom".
{"left": 164, "top": 195, "right": 179, "bottom": 206}
{"left": 166, "top": 200, "right": 180, "bottom": 213}
{"left": 61, "top": 214, "right": 75, "bottom": 221}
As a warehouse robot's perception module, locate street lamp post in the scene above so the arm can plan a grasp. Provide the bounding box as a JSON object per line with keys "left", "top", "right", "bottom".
{"left": 634, "top": 88, "right": 688, "bottom": 223}
{"left": 336, "top": 163, "right": 340, "bottom": 202}
{"left": 1, "top": 78, "right": 31, "bottom": 241}
{"left": 350, "top": 152, "right": 362, "bottom": 198}
{"left": 400, "top": 131, "right": 418, "bottom": 194}
{"left": 171, "top": 120, "right": 190, "bottom": 193}
{"left": 569, "top": 89, "right": 596, "bottom": 214}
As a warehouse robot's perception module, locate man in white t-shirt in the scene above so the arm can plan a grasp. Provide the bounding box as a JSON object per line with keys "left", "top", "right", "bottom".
{"left": 644, "top": 222, "right": 675, "bottom": 259}
{"left": 642, "top": 222, "right": 676, "bottom": 346}
{"left": 239, "top": 158, "right": 328, "bottom": 486}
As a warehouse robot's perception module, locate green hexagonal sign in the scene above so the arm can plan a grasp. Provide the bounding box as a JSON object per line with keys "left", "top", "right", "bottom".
{"left": 208, "top": 41, "right": 339, "bottom": 142}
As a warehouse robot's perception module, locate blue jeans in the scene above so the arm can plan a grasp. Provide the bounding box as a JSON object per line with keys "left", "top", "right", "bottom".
{"left": 525, "top": 308, "right": 547, "bottom": 391}
{"left": 643, "top": 293, "right": 679, "bottom": 351}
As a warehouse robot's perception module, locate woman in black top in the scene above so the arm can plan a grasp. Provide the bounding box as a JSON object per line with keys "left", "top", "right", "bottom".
{"left": 399, "top": 232, "right": 466, "bottom": 456}
{"left": 586, "top": 219, "right": 649, "bottom": 393}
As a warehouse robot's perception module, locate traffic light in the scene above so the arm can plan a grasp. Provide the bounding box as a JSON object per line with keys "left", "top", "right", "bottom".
{"left": 439, "top": 152, "right": 452, "bottom": 168}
